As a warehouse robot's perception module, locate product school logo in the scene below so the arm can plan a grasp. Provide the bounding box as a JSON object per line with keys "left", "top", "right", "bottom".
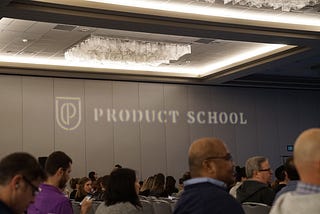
{"left": 55, "top": 97, "right": 81, "bottom": 131}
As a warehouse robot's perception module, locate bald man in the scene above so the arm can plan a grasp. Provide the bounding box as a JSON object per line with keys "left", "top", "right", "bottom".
{"left": 174, "top": 137, "right": 244, "bottom": 214}
{"left": 270, "top": 128, "right": 320, "bottom": 214}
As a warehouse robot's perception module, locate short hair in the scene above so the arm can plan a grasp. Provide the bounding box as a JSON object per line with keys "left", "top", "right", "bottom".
{"left": 275, "top": 165, "right": 286, "bottom": 181}
{"left": 105, "top": 168, "right": 141, "bottom": 208}
{"left": 45, "top": 151, "right": 72, "bottom": 176}
{"left": 245, "top": 156, "right": 268, "bottom": 178}
{"left": 69, "top": 177, "right": 80, "bottom": 189}
{"left": 88, "top": 171, "right": 96, "bottom": 180}
{"left": 235, "top": 166, "right": 246, "bottom": 182}
{"left": 0, "top": 152, "right": 45, "bottom": 185}
{"left": 284, "top": 157, "right": 299, "bottom": 180}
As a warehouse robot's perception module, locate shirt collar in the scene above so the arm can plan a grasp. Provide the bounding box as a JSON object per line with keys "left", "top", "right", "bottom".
{"left": 296, "top": 181, "right": 320, "bottom": 195}
{"left": 184, "top": 177, "right": 227, "bottom": 189}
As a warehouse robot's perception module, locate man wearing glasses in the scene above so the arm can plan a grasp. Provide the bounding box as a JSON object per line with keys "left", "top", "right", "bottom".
{"left": 28, "top": 151, "right": 92, "bottom": 214}
{"left": 174, "top": 137, "right": 244, "bottom": 214}
{"left": 236, "top": 156, "right": 275, "bottom": 205}
{"left": 0, "top": 152, "right": 45, "bottom": 214}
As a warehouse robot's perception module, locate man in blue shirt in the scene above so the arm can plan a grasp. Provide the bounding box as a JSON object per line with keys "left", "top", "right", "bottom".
{"left": 0, "top": 152, "right": 45, "bottom": 214}
{"left": 28, "top": 151, "right": 92, "bottom": 214}
{"left": 174, "top": 137, "right": 244, "bottom": 214}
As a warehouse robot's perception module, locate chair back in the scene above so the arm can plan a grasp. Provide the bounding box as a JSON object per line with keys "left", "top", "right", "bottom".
{"left": 152, "top": 200, "right": 172, "bottom": 214}
{"left": 241, "top": 202, "right": 271, "bottom": 214}
{"left": 140, "top": 199, "right": 154, "bottom": 214}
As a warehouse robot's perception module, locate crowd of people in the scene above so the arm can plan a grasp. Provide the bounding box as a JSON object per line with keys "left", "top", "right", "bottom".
{"left": 0, "top": 128, "right": 320, "bottom": 214}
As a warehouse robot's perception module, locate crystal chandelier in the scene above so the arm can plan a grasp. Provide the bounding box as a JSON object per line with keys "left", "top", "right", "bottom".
{"left": 198, "top": 0, "right": 319, "bottom": 12}
{"left": 64, "top": 35, "right": 191, "bottom": 66}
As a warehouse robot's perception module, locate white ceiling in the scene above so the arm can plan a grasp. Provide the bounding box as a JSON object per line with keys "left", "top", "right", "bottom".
{"left": 0, "top": 0, "right": 319, "bottom": 88}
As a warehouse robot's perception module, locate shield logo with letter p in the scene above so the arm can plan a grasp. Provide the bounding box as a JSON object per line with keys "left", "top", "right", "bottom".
{"left": 55, "top": 97, "right": 81, "bottom": 131}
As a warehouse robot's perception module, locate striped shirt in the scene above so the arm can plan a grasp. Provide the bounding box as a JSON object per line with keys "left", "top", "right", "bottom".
{"left": 295, "top": 181, "right": 320, "bottom": 195}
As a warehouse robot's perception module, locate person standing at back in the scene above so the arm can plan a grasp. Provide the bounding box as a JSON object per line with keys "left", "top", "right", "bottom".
{"left": 174, "top": 137, "right": 244, "bottom": 214}
{"left": 270, "top": 128, "right": 320, "bottom": 214}
{"left": 28, "top": 151, "right": 92, "bottom": 214}
{"left": 236, "top": 156, "right": 275, "bottom": 206}
{"left": 0, "top": 152, "right": 45, "bottom": 214}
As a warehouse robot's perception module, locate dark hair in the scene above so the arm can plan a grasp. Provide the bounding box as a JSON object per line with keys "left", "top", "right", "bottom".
{"left": 75, "top": 177, "right": 91, "bottom": 201}
{"left": 0, "top": 152, "right": 45, "bottom": 184}
{"left": 165, "top": 176, "right": 177, "bottom": 196}
{"left": 88, "top": 171, "right": 96, "bottom": 181}
{"left": 235, "top": 166, "right": 247, "bottom": 182}
{"left": 45, "top": 151, "right": 72, "bottom": 176}
{"left": 284, "top": 157, "right": 300, "bottom": 180}
{"left": 114, "top": 164, "right": 122, "bottom": 169}
{"left": 105, "top": 168, "right": 141, "bottom": 208}
{"left": 275, "top": 165, "right": 286, "bottom": 181}
{"left": 69, "top": 177, "right": 80, "bottom": 189}
{"left": 179, "top": 171, "right": 191, "bottom": 184}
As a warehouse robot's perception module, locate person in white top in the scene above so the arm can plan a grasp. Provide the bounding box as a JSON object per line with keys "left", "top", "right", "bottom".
{"left": 270, "top": 128, "right": 320, "bottom": 214}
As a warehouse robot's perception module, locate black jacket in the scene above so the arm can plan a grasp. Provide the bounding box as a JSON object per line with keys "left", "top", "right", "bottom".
{"left": 236, "top": 180, "right": 275, "bottom": 206}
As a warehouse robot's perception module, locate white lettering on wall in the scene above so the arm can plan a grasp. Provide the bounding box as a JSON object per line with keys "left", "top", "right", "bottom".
{"left": 94, "top": 108, "right": 248, "bottom": 125}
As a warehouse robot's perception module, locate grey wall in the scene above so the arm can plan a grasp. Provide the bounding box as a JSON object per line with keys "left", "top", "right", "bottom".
{"left": 0, "top": 74, "right": 319, "bottom": 180}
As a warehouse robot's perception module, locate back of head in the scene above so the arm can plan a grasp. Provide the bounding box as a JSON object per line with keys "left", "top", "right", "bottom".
{"left": 0, "top": 152, "right": 45, "bottom": 185}
{"left": 105, "top": 168, "right": 141, "bottom": 208}
{"left": 151, "top": 173, "right": 165, "bottom": 192}
{"left": 69, "top": 177, "right": 80, "bottom": 190}
{"left": 284, "top": 157, "right": 299, "bottom": 180}
{"left": 294, "top": 128, "right": 320, "bottom": 182}
{"left": 275, "top": 165, "right": 286, "bottom": 182}
{"left": 245, "top": 156, "right": 267, "bottom": 178}
{"left": 88, "top": 171, "right": 96, "bottom": 181}
{"left": 45, "top": 151, "right": 72, "bottom": 177}
{"left": 235, "top": 166, "right": 246, "bottom": 182}
{"left": 188, "top": 137, "right": 226, "bottom": 177}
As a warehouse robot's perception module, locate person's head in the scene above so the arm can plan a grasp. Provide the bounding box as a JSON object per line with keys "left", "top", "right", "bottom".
{"left": 105, "top": 168, "right": 141, "bottom": 208}
{"left": 234, "top": 166, "right": 247, "bottom": 182}
{"left": 294, "top": 128, "right": 320, "bottom": 185}
{"left": 188, "top": 137, "right": 234, "bottom": 186}
{"left": 246, "top": 156, "right": 272, "bottom": 184}
{"left": 140, "top": 176, "right": 154, "bottom": 192}
{"left": 69, "top": 177, "right": 80, "bottom": 190}
{"left": 45, "top": 151, "right": 72, "bottom": 189}
{"left": 151, "top": 173, "right": 165, "bottom": 192}
{"left": 100, "top": 175, "right": 110, "bottom": 191}
{"left": 76, "top": 177, "right": 92, "bottom": 198}
{"left": 0, "top": 152, "right": 45, "bottom": 214}
{"left": 275, "top": 165, "right": 286, "bottom": 182}
{"left": 283, "top": 157, "right": 299, "bottom": 181}
{"left": 88, "top": 171, "right": 98, "bottom": 181}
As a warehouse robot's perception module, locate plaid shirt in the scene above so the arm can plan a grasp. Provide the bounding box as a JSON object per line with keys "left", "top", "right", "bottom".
{"left": 295, "top": 181, "right": 320, "bottom": 195}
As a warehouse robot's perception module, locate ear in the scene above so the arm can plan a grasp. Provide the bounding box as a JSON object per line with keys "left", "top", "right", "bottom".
{"left": 10, "top": 174, "right": 23, "bottom": 190}
{"left": 202, "top": 160, "right": 216, "bottom": 174}
{"left": 56, "top": 167, "right": 65, "bottom": 176}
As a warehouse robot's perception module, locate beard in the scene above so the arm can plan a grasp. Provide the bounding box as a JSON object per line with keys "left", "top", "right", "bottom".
{"left": 58, "top": 174, "right": 68, "bottom": 189}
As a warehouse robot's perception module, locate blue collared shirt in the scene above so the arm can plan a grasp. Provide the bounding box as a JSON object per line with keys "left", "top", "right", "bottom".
{"left": 184, "top": 177, "right": 227, "bottom": 189}
{"left": 295, "top": 181, "right": 320, "bottom": 195}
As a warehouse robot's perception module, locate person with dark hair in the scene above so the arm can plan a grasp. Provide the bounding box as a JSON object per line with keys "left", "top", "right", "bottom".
{"left": 273, "top": 157, "right": 300, "bottom": 201}
{"left": 75, "top": 177, "right": 93, "bottom": 202}
{"left": 28, "top": 151, "right": 92, "bottom": 214}
{"left": 229, "top": 166, "right": 247, "bottom": 198}
{"left": 165, "top": 176, "right": 179, "bottom": 196}
{"left": 95, "top": 168, "right": 141, "bottom": 214}
{"left": 174, "top": 137, "right": 244, "bottom": 214}
{"left": 273, "top": 165, "right": 287, "bottom": 193}
{"left": 175, "top": 171, "right": 191, "bottom": 197}
{"left": 88, "top": 171, "right": 98, "bottom": 182}
{"left": 69, "top": 177, "right": 80, "bottom": 200}
{"left": 0, "top": 152, "right": 45, "bottom": 214}
{"left": 95, "top": 175, "right": 110, "bottom": 201}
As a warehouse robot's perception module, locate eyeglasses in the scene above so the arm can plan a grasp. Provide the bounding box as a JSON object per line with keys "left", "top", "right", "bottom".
{"left": 205, "top": 153, "right": 233, "bottom": 161}
{"left": 22, "top": 176, "right": 40, "bottom": 196}
{"left": 259, "top": 168, "right": 272, "bottom": 172}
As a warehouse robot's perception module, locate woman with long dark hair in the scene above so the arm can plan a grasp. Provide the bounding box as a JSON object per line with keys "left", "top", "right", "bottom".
{"left": 95, "top": 168, "right": 141, "bottom": 214}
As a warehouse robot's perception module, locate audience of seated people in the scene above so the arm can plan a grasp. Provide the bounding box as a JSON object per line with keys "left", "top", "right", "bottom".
{"left": 95, "top": 168, "right": 142, "bottom": 214}
{"left": 19, "top": 128, "right": 320, "bottom": 214}
{"left": 236, "top": 156, "right": 275, "bottom": 206}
